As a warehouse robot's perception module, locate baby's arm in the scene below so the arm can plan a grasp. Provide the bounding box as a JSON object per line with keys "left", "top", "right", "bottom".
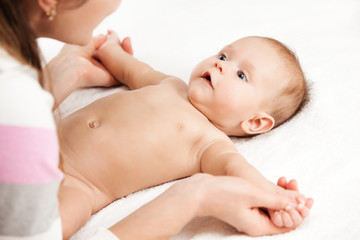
{"left": 96, "top": 31, "right": 169, "bottom": 90}
{"left": 200, "top": 140, "right": 278, "bottom": 192}
{"left": 200, "top": 140, "right": 312, "bottom": 228}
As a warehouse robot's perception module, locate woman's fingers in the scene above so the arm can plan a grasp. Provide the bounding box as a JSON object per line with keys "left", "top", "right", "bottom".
{"left": 288, "top": 207, "right": 303, "bottom": 225}
{"left": 253, "top": 187, "right": 297, "bottom": 211}
{"left": 281, "top": 210, "right": 293, "bottom": 228}
{"left": 268, "top": 210, "right": 284, "bottom": 227}
{"left": 244, "top": 208, "right": 294, "bottom": 236}
{"left": 298, "top": 198, "right": 314, "bottom": 218}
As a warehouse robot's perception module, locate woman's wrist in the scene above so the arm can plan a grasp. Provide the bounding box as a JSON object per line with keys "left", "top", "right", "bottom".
{"left": 44, "top": 59, "right": 83, "bottom": 105}
{"left": 108, "top": 176, "right": 207, "bottom": 240}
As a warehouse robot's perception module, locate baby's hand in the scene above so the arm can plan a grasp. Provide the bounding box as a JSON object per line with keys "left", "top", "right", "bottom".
{"left": 269, "top": 177, "right": 314, "bottom": 228}
{"left": 96, "top": 30, "right": 133, "bottom": 57}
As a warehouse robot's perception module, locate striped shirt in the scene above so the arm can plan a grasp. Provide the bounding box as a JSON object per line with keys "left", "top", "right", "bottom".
{"left": 0, "top": 47, "right": 63, "bottom": 239}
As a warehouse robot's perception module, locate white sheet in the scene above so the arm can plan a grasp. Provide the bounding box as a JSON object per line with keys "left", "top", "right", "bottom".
{"left": 39, "top": 0, "right": 360, "bottom": 239}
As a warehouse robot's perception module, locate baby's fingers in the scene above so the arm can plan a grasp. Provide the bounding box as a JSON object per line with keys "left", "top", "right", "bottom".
{"left": 277, "top": 177, "right": 287, "bottom": 188}
{"left": 277, "top": 177, "right": 300, "bottom": 192}
{"left": 121, "top": 37, "right": 133, "bottom": 55}
{"left": 92, "top": 34, "right": 107, "bottom": 50}
{"left": 287, "top": 179, "right": 299, "bottom": 192}
{"left": 106, "top": 30, "right": 120, "bottom": 43}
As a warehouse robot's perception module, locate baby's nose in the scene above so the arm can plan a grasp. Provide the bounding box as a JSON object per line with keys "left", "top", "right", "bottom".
{"left": 215, "top": 62, "right": 223, "bottom": 72}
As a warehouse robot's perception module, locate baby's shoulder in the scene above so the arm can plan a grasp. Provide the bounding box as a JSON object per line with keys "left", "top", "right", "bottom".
{"left": 154, "top": 77, "right": 188, "bottom": 99}
{"left": 197, "top": 128, "right": 234, "bottom": 152}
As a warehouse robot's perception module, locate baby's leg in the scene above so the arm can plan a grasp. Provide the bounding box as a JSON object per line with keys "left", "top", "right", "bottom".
{"left": 58, "top": 174, "right": 96, "bottom": 240}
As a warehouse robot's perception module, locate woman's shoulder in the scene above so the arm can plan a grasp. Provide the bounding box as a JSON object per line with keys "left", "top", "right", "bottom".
{"left": 0, "top": 48, "right": 37, "bottom": 77}
{"left": 0, "top": 47, "right": 55, "bottom": 129}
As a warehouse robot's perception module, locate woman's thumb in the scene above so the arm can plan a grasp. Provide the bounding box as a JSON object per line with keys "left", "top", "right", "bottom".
{"left": 255, "top": 191, "right": 297, "bottom": 211}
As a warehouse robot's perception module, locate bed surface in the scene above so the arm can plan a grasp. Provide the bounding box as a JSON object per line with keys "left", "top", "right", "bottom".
{"left": 39, "top": 0, "right": 360, "bottom": 239}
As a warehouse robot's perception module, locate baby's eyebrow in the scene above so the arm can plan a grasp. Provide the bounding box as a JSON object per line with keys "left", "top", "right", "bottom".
{"left": 242, "top": 60, "right": 254, "bottom": 73}
{"left": 226, "top": 45, "right": 254, "bottom": 68}
{"left": 221, "top": 44, "right": 255, "bottom": 81}
{"left": 222, "top": 44, "right": 235, "bottom": 53}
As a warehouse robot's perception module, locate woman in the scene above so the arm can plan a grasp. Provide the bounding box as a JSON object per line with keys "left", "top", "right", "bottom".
{"left": 0, "top": 0, "right": 312, "bottom": 239}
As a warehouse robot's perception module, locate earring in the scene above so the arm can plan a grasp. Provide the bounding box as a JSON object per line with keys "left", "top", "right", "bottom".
{"left": 46, "top": 6, "right": 57, "bottom": 21}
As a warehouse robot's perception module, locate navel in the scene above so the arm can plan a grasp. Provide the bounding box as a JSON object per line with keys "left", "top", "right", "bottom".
{"left": 88, "top": 120, "right": 100, "bottom": 129}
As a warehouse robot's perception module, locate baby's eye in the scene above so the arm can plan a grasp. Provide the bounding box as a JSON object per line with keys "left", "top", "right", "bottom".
{"left": 218, "top": 54, "right": 227, "bottom": 61}
{"left": 237, "top": 71, "right": 247, "bottom": 81}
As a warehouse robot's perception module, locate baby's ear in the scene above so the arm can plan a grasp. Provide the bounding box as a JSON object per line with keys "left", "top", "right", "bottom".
{"left": 240, "top": 112, "right": 275, "bottom": 135}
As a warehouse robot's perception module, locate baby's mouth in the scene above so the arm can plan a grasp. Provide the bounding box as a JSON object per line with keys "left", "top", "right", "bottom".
{"left": 202, "top": 72, "right": 213, "bottom": 88}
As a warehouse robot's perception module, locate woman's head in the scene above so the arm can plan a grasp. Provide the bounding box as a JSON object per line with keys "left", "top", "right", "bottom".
{"left": 26, "top": 0, "right": 122, "bottom": 45}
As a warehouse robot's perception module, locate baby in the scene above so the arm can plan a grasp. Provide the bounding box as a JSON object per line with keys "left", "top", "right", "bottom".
{"left": 58, "top": 31, "right": 311, "bottom": 239}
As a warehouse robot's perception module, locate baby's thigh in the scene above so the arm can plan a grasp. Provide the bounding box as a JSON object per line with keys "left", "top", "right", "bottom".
{"left": 58, "top": 175, "right": 96, "bottom": 239}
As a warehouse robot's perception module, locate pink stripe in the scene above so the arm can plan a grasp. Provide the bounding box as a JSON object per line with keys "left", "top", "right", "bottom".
{"left": 0, "top": 125, "right": 63, "bottom": 184}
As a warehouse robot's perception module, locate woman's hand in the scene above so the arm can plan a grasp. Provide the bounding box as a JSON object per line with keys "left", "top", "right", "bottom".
{"left": 268, "top": 177, "right": 314, "bottom": 228}
{"left": 194, "top": 174, "right": 304, "bottom": 236}
{"left": 44, "top": 34, "right": 133, "bottom": 107}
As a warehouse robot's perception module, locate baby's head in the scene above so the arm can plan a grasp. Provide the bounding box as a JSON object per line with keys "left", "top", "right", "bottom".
{"left": 188, "top": 36, "right": 309, "bottom": 137}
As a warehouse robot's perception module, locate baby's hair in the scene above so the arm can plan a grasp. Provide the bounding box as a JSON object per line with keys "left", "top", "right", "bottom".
{"left": 263, "top": 37, "right": 311, "bottom": 129}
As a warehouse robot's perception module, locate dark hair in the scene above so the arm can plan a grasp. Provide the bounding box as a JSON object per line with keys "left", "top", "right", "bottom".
{"left": 0, "top": 0, "right": 43, "bottom": 84}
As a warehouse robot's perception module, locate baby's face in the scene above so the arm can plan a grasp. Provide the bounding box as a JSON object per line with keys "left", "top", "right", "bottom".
{"left": 188, "top": 37, "right": 288, "bottom": 134}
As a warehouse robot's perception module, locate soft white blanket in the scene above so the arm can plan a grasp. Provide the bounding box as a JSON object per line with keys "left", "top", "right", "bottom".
{"left": 40, "top": 0, "right": 360, "bottom": 239}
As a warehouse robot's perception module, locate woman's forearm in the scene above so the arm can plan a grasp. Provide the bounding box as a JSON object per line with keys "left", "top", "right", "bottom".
{"left": 109, "top": 181, "right": 202, "bottom": 240}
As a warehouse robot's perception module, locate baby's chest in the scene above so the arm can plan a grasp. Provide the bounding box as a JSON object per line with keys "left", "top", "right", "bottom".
{"left": 100, "top": 110, "right": 207, "bottom": 165}
{"left": 108, "top": 114, "right": 203, "bottom": 157}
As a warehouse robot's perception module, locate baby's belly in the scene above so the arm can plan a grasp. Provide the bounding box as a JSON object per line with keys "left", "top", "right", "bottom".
{"left": 59, "top": 104, "right": 200, "bottom": 199}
